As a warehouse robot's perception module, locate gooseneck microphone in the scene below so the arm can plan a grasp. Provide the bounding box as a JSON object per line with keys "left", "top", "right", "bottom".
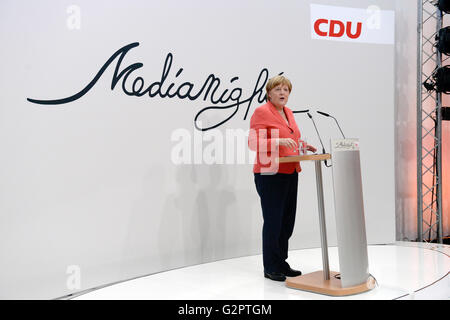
{"left": 307, "top": 112, "right": 326, "bottom": 154}
{"left": 307, "top": 112, "right": 330, "bottom": 167}
{"left": 292, "top": 109, "right": 310, "bottom": 114}
{"left": 316, "top": 110, "right": 346, "bottom": 139}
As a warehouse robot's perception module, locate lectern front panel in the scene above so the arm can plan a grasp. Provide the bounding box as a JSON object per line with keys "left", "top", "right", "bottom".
{"left": 331, "top": 139, "right": 369, "bottom": 288}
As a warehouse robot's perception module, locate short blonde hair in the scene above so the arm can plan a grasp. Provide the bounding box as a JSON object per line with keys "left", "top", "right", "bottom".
{"left": 266, "top": 75, "right": 292, "bottom": 101}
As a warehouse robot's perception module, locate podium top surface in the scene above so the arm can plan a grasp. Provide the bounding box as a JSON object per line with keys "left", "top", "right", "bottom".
{"left": 278, "top": 153, "right": 331, "bottom": 163}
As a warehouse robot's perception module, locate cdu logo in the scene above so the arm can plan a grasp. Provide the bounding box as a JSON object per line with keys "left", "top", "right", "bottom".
{"left": 313, "top": 19, "right": 362, "bottom": 39}
{"left": 310, "top": 4, "right": 394, "bottom": 44}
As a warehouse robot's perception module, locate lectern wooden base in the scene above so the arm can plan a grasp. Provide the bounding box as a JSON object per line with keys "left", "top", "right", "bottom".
{"left": 286, "top": 271, "right": 376, "bottom": 296}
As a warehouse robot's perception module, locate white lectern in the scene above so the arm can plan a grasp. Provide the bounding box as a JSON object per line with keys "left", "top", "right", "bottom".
{"left": 278, "top": 141, "right": 375, "bottom": 296}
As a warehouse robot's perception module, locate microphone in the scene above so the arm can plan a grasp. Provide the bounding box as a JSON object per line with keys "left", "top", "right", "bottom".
{"left": 307, "top": 112, "right": 326, "bottom": 154}
{"left": 307, "top": 112, "right": 330, "bottom": 167}
{"left": 292, "top": 109, "right": 310, "bottom": 114}
{"left": 316, "top": 110, "right": 346, "bottom": 139}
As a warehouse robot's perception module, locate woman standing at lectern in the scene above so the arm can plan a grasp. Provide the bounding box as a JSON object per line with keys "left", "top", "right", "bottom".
{"left": 248, "top": 75, "right": 317, "bottom": 281}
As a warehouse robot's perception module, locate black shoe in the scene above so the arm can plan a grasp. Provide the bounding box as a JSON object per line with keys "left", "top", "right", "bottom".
{"left": 264, "top": 271, "right": 286, "bottom": 281}
{"left": 283, "top": 267, "right": 302, "bottom": 277}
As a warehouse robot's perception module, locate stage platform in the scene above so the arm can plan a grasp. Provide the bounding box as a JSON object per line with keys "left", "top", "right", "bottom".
{"left": 71, "top": 241, "right": 449, "bottom": 300}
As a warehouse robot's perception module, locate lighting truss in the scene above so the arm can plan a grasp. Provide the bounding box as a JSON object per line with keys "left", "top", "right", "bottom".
{"left": 416, "top": 0, "right": 445, "bottom": 243}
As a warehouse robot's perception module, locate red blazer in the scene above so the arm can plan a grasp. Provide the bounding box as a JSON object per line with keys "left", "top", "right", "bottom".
{"left": 248, "top": 101, "right": 302, "bottom": 174}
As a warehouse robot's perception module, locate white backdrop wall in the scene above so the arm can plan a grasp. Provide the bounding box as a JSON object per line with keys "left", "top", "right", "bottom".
{"left": 0, "top": 0, "right": 396, "bottom": 299}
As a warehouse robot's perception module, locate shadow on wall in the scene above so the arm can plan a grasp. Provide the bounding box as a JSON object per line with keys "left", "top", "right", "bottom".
{"left": 118, "top": 108, "right": 262, "bottom": 281}
{"left": 117, "top": 160, "right": 261, "bottom": 285}
{"left": 158, "top": 163, "right": 250, "bottom": 270}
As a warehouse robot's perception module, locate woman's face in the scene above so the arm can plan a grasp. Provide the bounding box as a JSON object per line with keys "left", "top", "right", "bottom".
{"left": 268, "top": 84, "right": 290, "bottom": 108}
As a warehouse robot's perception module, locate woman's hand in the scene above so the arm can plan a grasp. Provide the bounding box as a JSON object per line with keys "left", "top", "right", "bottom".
{"left": 278, "top": 138, "right": 297, "bottom": 151}
{"left": 307, "top": 144, "right": 317, "bottom": 153}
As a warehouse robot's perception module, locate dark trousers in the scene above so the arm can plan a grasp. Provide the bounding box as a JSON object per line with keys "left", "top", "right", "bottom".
{"left": 254, "top": 172, "right": 298, "bottom": 273}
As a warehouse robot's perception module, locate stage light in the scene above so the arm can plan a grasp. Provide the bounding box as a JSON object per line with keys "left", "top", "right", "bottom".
{"left": 436, "top": 26, "right": 450, "bottom": 55}
{"left": 442, "top": 107, "right": 450, "bottom": 121}
{"left": 438, "top": 0, "right": 450, "bottom": 14}
{"left": 434, "top": 66, "right": 450, "bottom": 93}
{"left": 423, "top": 66, "right": 450, "bottom": 93}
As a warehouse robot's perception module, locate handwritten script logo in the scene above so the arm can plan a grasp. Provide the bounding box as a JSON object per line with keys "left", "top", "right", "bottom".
{"left": 334, "top": 140, "right": 359, "bottom": 151}
{"left": 27, "top": 42, "right": 279, "bottom": 131}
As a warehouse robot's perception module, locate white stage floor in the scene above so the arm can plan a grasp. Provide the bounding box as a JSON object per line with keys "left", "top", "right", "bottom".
{"left": 72, "top": 242, "right": 449, "bottom": 300}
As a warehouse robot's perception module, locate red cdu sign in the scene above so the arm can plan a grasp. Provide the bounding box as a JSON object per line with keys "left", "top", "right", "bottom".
{"left": 310, "top": 4, "right": 394, "bottom": 44}
{"left": 313, "top": 19, "right": 363, "bottom": 39}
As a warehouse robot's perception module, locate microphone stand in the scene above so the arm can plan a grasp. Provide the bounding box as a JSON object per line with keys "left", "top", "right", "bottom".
{"left": 316, "top": 111, "right": 346, "bottom": 139}
{"left": 307, "top": 112, "right": 331, "bottom": 167}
